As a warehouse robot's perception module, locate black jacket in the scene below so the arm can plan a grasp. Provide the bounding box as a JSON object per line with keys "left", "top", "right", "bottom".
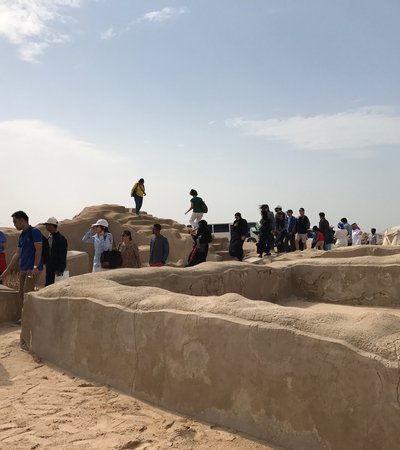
{"left": 46, "top": 232, "right": 68, "bottom": 273}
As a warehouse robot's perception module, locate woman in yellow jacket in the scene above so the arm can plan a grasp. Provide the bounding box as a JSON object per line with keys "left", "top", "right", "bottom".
{"left": 131, "top": 178, "right": 146, "bottom": 215}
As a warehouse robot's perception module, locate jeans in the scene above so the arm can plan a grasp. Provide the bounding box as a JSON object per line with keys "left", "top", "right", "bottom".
{"left": 134, "top": 195, "right": 143, "bottom": 215}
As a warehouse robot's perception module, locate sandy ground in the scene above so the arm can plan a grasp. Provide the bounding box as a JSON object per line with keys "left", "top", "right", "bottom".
{"left": 0, "top": 324, "right": 278, "bottom": 450}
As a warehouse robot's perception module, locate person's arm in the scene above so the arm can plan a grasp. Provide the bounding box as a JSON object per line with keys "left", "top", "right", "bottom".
{"left": 32, "top": 242, "right": 42, "bottom": 276}
{"left": 82, "top": 229, "right": 95, "bottom": 243}
{"left": 56, "top": 236, "right": 68, "bottom": 275}
{"left": 0, "top": 247, "right": 21, "bottom": 279}
{"left": 185, "top": 200, "right": 194, "bottom": 215}
{"left": 163, "top": 238, "right": 169, "bottom": 263}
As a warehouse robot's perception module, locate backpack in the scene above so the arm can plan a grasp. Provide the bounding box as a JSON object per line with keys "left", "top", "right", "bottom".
{"left": 100, "top": 250, "right": 123, "bottom": 269}
{"left": 201, "top": 200, "right": 208, "bottom": 213}
{"left": 28, "top": 227, "right": 50, "bottom": 265}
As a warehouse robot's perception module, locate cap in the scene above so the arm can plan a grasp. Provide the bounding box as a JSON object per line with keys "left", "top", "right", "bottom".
{"left": 43, "top": 217, "right": 58, "bottom": 226}
{"left": 275, "top": 205, "right": 282, "bottom": 210}
{"left": 91, "top": 219, "right": 109, "bottom": 227}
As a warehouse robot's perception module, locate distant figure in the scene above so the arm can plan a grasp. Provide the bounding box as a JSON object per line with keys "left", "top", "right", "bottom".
{"left": 312, "top": 226, "right": 325, "bottom": 250}
{"left": 131, "top": 178, "right": 146, "bottom": 216}
{"left": 274, "top": 205, "right": 287, "bottom": 253}
{"left": 185, "top": 189, "right": 205, "bottom": 230}
{"left": 43, "top": 217, "right": 68, "bottom": 286}
{"left": 334, "top": 223, "right": 349, "bottom": 248}
{"left": 82, "top": 219, "right": 113, "bottom": 272}
{"left": 318, "top": 212, "right": 330, "bottom": 249}
{"left": 229, "top": 212, "right": 248, "bottom": 261}
{"left": 341, "top": 218, "right": 353, "bottom": 246}
{"left": 284, "top": 209, "right": 297, "bottom": 252}
{"left": 295, "top": 208, "right": 310, "bottom": 251}
{"left": 351, "top": 223, "right": 363, "bottom": 246}
{"left": 117, "top": 230, "right": 141, "bottom": 268}
{"left": 187, "top": 220, "right": 213, "bottom": 267}
{"left": 149, "top": 224, "right": 169, "bottom": 267}
{"left": 0, "top": 230, "right": 7, "bottom": 284}
{"left": 257, "top": 204, "right": 275, "bottom": 257}
{"left": 324, "top": 226, "right": 335, "bottom": 250}
{"left": 0, "top": 211, "right": 44, "bottom": 322}
{"left": 369, "top": 228, "right": 378, "bottom": 245}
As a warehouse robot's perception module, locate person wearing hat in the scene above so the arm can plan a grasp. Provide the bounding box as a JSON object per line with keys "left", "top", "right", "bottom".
{"left": 43, "top": 217, "right": 68, "bottom": 286}
{"left": 274, "top": 205, "right": 287, "bottom": 253}
{"left": 82, "top": 219, "right": 113, "bottom": 272}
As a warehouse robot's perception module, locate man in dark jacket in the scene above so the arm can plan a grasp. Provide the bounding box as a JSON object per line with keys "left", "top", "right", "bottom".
{"left": 149, "top": 224, "right": 169, "bottom": 266}
{"left": 229, "top": 212, "right": 248, "bottom": 261}
{"left": 284, "top": 209, "right": 297, "bottom": 252}
{"left": 43, "top": 217, "right": 68, "bottom": 286}
{"left": 295, "top": 208, "right": 311, "bottom": 251}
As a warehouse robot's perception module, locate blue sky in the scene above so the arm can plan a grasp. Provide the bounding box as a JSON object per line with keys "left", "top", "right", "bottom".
{"left": 1, "top": 0, "right": 400, "bottom": 232}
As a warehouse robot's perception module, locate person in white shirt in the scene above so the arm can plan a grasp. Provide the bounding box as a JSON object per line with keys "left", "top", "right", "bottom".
{"left": 82, "top": 219, "right": 113, "bottom": 272}
{"left": 351, "top": 223, "right": 363, "bottom": 246}
{"left": 334, "top": 223, "right": 349, "bottom": 248}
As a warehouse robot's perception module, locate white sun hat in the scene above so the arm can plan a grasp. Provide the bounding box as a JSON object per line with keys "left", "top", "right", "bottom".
{"left": 91, "top": 219, "right": 109, "bottom": 227}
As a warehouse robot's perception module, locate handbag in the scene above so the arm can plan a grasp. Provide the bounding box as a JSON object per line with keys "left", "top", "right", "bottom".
{"left": 100, "top": 250, "right": 123, "bottom": 269}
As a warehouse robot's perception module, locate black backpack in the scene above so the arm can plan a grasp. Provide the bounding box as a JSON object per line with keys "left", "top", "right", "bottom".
{"left": 28, "top": 227, "right": 50, "bottom": 265}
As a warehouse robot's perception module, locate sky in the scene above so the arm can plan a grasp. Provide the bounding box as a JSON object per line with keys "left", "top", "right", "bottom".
{"left": 1, "top": 0, "right": 400, "bottom": 232}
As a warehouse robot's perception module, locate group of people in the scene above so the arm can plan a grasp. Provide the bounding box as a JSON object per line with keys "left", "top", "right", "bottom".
{"left": 252, "top": 204, "right": 377, "bottom": 257}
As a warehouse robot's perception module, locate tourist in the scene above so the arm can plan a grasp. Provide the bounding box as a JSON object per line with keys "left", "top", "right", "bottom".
{"left": 185, "top": 189, "right": 205, "bottom": 230}
{"left": 0, "top": 230, "right": 6, "bottom": 284}
{"left": 274, "top": 205, "right": 287, "bottom": 253}
{"left": 0, "top": 211, "right": 43, "bottom": 322}
{"left": 117, "top": 230, "right": 141, "bottom": 268}
{"left": 318, "top": 212, "right": 330, "bottom": 249}
{"left": 334, "top": 223, "right": 349, "bottom": 248}
{"left": 43, "top": 217, "right": 68, "bottom": 286}
{"left": 82, "top": 219, "right": 113, "bottom": 272}
{"left": 284, "top": 209, "right": 297, "bottom": 252}
{"left": 312, "top": 226, "right": 325, "bottom": 250}
{"left": 341, "top": 218, "right": 353, "bottom": 246}
{"left": 295, "top": 208, "right": 310, "bottom": 251}
{"left": 256, "top": 204, "right": 275, "bottom": 257}
{"left": 229, "top": 212, "right": 248, "bottom": 261}
{"left": 131, "top": 178, "right": 146, "bottom": 216}
{"left": 369, "top": 228, "right": 378, "bottom": 245}
{"left": 186, "top": 220, "right": 213, "bottom": 267}
{"left": 324, "top": 226, "right": 335, "bottom": 250}
{"left": 149, "top": 224, "right": 169, "bottom": 267}
{"left": 351, "top": 223, "right": 363, "bottom": 246}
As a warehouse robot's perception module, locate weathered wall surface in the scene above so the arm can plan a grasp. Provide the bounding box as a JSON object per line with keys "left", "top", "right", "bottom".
{"left": 22, "top": 278, "right": 400, "bottom": 450}
{"left": 0, "top": 286, "right": 18, "bottom": 323}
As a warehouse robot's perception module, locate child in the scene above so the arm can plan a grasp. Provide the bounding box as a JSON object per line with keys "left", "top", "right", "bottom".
{"left": 312, "top": 226, "right": 325, "bottom": 250}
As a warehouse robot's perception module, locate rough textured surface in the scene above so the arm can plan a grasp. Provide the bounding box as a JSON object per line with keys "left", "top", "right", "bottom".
{"left": 22, "top": 272, "right": 400, "bottom": 450}
{"left": 0, "top": 286, "right": 18, "bottom": 323}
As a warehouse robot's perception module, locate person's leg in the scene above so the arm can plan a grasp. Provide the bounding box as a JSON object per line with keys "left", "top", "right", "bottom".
{"left": 17, "top": 271, "right": 27, "bottom": 321}
{"left": 303, "top": 235, "right": 308, "bottom": 250}
{"left": 189, "top": 212, "right": 203, "bottom": 229}
{"left": 45, "top": 268, "right": 56, "bottom": 286}
{"left": 238, "top": 240, "right": 244, "bottom": 261}
{"left": 134, "top": 195, "right": 143, "bottom": 215}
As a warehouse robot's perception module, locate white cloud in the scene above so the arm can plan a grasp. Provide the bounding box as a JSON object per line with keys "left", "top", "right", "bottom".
{"left": 100, "top": 27, "right": 116, "bottom": 40}
{"left": 225, "top": 106, "right": 400, "bottom": 154}
{"left": 0, "top": 119, "right": 130, "bottom": 226}
{"left": 0, "top": 0, "right": 81, "bottom": 62}
{"left": 137, "top": 7, "right": 188, "bottom": 24}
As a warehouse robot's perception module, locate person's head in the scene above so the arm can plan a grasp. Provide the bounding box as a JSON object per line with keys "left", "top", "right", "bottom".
{"left": 138, "top": 178, "right": 144, "bottom": 184}
{"left": 43, "top": 217, "right": 58, "bottom": 234}
{"left": 275, "top": 205, "right": 282, "bottom": 212}
{"left": 337, "top": 222, "right": 345, "bottom": 230}
{"left": 371, "top": 228, "right": 376, "bottom": 234}
{"left": 286, "top": 209, "right": 293, "bottom": 216}
{"left": 152, "top": 223, "right": 162, "bottom": 235}
{"left": 91, "top": 219, "right": 109, "bottom": 235}
{"left": 312, "top": 225, "right": 319, "bottom": 232}
{"left": 121, "top": 230, "right": 132, "bottom": 241}
{"left": 260, "top": 204, "right": 269, "bottom": 212}
{"left": 11, "top": 211, "right": 29, "bottom": 231}
{"left": 189, "top": 189, "right": 198, "bottom": 197}
{"left": 319, "top": 212, "right": 325, "bottom": 219}
{"left": 351, "top": 222, "right": 359, "bottom": 230}
{"left": 234, "top": 212, "right": 242, "bottom": 220}
{"left": 198, "top": 220, "right": 208, "bottom": 231}
{"left": 299, "top": 208, "right": 305, "bottom": 216}
{"left": 341, "top": 218, "right": 348, "bottom": 224}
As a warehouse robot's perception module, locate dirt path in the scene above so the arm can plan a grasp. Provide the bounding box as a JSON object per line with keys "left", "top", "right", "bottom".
{"left": 0, "top": 324, "right": 278, "bottom": 450}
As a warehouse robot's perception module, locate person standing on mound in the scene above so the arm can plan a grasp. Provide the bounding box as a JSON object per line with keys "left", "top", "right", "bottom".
{"left": 187, "top": 220, "right": 213, "bottom": 267}
{"left": 0, "top": 211, "right": 43, "bottom": 322}
{"left": 185, "top": 189, "right": 205, "bottom": 230}
{"left": 229, "top": 213, "right": 248, "bottom": 261}
{"left": 256, "top": 204, "right": 275, "bottom": 257}
{"left": 82, "top": 219, "right": 113, "bottom": 272}
{"left": 149, "top": 224, "right": 169, "bottom": 267}
{"left": 117, "top": 230, "right": 141, "bottom": 268}
{"left": 131, "top": 178, "right": 146, "bottom": 216}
